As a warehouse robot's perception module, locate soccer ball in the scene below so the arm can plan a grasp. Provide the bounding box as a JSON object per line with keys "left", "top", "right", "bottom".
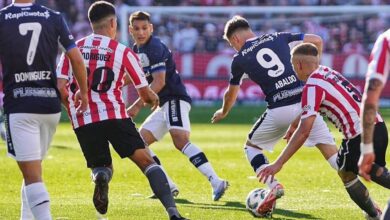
{"left": 245, "top": 188, "right": 275, "bottom": 217}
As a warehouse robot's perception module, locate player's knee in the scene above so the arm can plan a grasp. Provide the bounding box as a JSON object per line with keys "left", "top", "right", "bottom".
{"left": 338, "top": 170, "right": 357, "bottom": 183}
{"left": 140, "top": 129, "right": 157, "bottom": 146}
{"left": 244, "top": 145, "right": 268, "bottom": 174}
{"left": 171, "top": 131, "right": 189, "bottom": 150}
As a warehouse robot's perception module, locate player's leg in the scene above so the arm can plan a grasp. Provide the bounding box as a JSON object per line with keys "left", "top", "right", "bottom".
{"left": 369, "top": 122, "right": 390, "bottom": 188}
{"left": 337, "top": 137, "right": 381, "bottom": 219}
{"left": 20, "top": 180, "right": 34, "bottom": 220}
{"left": 74, "top": 122, "right": 113, "bottom": 215}
{"left": 8, "top": 113, "right": 59, "bottom": 220}
{"left": 140, "top": 110, "right": 179, "bottom": 195}
{"left": 166, "top": 100, "right": 228, "bottom": 201}
{"left": 306, "top": 114, "right": 338, "bottom": 170}
{"left": 108, "top": 119, "right": 186, "bottom": 219}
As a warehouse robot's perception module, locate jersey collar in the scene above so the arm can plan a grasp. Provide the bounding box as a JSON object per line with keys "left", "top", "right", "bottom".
{"left": 13, "top": 3, "right": 33, "bottom": 7}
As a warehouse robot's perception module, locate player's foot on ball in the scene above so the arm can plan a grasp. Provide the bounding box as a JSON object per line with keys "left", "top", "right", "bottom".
{"left": 364, "top": 203, "right": 382, "bottom": 220}
{"left": 170, "top": 215, "right": 190, "bottom": 220}
{"left": 212, "top": 180, "right": 229, "bottom": 201}
{"left": 92, "top": 171, "right": 110, "bottom": 214}
{"left": 149, "top": 185, "right": 179, "bottom": 199}
{"left": 257, "top": 183, "right": 284, "bottom": 214}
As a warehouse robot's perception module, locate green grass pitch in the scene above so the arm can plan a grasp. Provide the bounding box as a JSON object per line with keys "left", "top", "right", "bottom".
{"left": 0, "top": 106, "right": 389, "bottom": 219}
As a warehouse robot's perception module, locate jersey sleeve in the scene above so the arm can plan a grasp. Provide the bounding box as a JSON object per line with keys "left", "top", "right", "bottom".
{"left": 149, "top": 41, "right": 167, "bottom": 74}
{"left": 56, "top": 14, "right": 76, "bottom": 52}
{"left": 229, "top": 56, "right": 245, "bottom": 85}
{"left": 278, "top": 32, "right": 304, "bottom": 50}
{"left": 123, "top": 49, "right": 149, "bottom": 89}
{"left": 366, "top": 33, "right": 390, "bottom": 84}
{"left": 56, "top": 53, "right": 72, "bottom": 80}
{"left": 301, "top": 85, "right": 325, "bottom": 119}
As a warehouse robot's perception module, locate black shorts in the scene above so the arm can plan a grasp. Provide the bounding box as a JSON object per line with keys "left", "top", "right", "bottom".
{"left": 74, "top": 118, "right": 145, "bottom": 168}
{"left": 337, "top": 122, "right": 388, "bottom": 173}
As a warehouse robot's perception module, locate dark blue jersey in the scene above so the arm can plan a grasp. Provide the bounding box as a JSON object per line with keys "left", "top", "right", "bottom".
{"left": 0, "top": 3, "right": 76, "bottom": 114}
{"left": 230, "top": 32, "right": 305, "bottom": 109}
{"left": 133, "top": 36, "right": 191, "bottom": 106}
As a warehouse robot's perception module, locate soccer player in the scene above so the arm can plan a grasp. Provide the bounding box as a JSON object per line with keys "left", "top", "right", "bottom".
{"left": 128, "top": 11, "right": 228, "bottom": 201}
{"left": 359, "top": 29, "right": 390, "bottom": 220}
{"left": 258, "top": 43, "right": 389, "bottom": 220}
{"left": 211, "top": 15, "right": 338, "bottom": 211}
{"left": 0, "top": 0, "right": 88, "bottom": 219}
{"left": 57, "top": 2, "right": 187, "bottom": 220}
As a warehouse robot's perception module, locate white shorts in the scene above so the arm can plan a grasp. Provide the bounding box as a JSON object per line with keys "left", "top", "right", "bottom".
{"left": 248, "top": 103, "right": 335, "bottom": 151}
{"left": 5, "top": 113, "right": 61, "bottom": 161}
{"left": 141, "top": 99, "right": 191, "bottom": 141}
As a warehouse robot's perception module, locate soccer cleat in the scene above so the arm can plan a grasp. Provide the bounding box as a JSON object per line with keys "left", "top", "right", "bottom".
{"left": 256, "top": 183, "right": 284, "bottom": 214}
{"left": 364, "top": 203, "right": 382, "bottom": 220}
{"left": 92, "top": 171, "right": 110, "bottom": 214}
{"left": 170, "top": 215, "right": 190, "bottom": 220}
{"left": 149, "top": 185, "right": 179, "bottom": 199}
{"left": 212, "top": 180, "right": 229, "bottom": 201}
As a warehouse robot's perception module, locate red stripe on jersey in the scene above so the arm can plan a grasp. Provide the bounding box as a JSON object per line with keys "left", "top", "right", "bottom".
{"left": 99, "top": 39, "right": 118, "bottom": 120}
{"left": 87, "top": 38, "right": 102, "bottom": 123}
{"left": 61, "top": 55, "right": 70, "bottom": 76}
{"left": 311, "top": 74, "right": 361, "bottom": 118}
{"left": 324, "top": 91, "right": 356, "bottom": 137}
{"left": 123, "top": 48, "right": 142, "bottom": 86}
{"left": 117, "top": 65, "right": 127, "bottom": 118}
{"left": 377, "top": 37, "right": 389, "bottom": 75}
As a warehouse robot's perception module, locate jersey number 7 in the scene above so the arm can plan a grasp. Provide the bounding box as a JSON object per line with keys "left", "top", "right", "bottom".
{"left": 18, "top": 22, "right": 42, "bottom": 66}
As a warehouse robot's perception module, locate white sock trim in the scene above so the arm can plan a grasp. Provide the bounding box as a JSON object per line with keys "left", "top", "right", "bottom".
{"left": 327, "top": 153, "right": 339, "bottom": 170}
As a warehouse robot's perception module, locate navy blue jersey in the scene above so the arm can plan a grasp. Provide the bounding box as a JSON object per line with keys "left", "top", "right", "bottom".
{"left": 0, "top": 3, "right": 76, "bottom": 114}
{"left": 133, "top": 36, "right": 191, "bottom": 106}
{"left": 230, "top": 32, "right": 305, "bottom": 109}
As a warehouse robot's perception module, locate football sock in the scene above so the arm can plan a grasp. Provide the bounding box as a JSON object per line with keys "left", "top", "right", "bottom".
{"left": 327, "top": 153, "right": 338, "bottom": 170}
{"left": 181, "top": 142, "right": 220, "bottom": 188}
{"left": 25, "top": 182, "right": 52, "bottom": 220}
{"left": 344, "top": 177, "right": 378, "bottom": 217}
{"left": 144, "top": 164, "right": 179, "bottom": 218}
{"left": 92, "top": 167, "right": 112, "bottom": 183}
{"left": 245, "top": 145, "right": 280, "bottom": 189}
{"left": 148, "top": 147, "right": 177, "bottom": 190}
{"left": 369, "top": 164, "right": 390, "bottom": 189}
{"left": 21, "top": 181, "right": 34, "bottom": 220}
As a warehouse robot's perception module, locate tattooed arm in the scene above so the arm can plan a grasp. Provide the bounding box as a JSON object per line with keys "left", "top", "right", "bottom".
{"left": 359, "top": 78, "right": 384, "bottom": 180}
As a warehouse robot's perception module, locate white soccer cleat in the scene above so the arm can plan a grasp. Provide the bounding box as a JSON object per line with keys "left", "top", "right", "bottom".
{"left": 212, "top": 179, "right": 229, "bottom": 201}
{"left": 256, "top": 183, "right": 284, "bottom": 214}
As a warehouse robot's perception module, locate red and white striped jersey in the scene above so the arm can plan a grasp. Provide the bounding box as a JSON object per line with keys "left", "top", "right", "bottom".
{"left": 57, "top": 34, "right": 148, "bottom": 128}
{"left": 301, "top": 65, "right": 382, "bottom": 139}
{"left": 367, "top": 29, "right": 390, "bottom": 84}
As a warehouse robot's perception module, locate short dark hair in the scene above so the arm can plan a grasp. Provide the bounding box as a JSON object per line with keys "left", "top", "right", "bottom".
{"left": 223, "top": 15, "right": 250, "bottom": 40}
{"left": 291, "top": 43, "right": 319, "bottom": 57}
{"left": 88, "top": 1, "right": 116, "bottom": 24}
{"left": 129, "top": 11, "right": 151, "bottom": 26}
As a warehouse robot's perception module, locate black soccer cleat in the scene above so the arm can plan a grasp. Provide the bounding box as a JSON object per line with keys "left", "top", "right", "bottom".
{"left": 170, "top": 215, "right": 190, "bottom": 220}
{"left": 92, "top": 171, "right": 110, "bottom": 214}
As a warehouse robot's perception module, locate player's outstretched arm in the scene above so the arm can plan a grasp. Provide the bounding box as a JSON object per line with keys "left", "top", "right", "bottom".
{"left": 211, "top": 85, "right": 240, "bottom": 123}
{"left": 359, "top": 78, "right": 383, "bottom": 181}
{"left": 303, "top": 34, "right": 323, "bottom": 57}
{"left": 66, "top": 47, "right": 89, "bottom": 115}
{"left": 258, "top": 115, "right": 316, "bottom": 183}
{"left": 136, "top": 86, "right": 159, "bottom": 111}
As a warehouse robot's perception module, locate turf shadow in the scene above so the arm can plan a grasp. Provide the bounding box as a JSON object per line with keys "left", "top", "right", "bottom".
{"left": 174, "top": 199, "right": 247, "bottom": 212}
{"left": 272, "top": 208, "right": 322, "bottom": 220}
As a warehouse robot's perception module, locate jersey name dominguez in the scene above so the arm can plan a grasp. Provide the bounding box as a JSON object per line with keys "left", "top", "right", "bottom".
{"left": 0, "top": 3, "right": 76, "bottom": 114}
{"left": 230, "top": 32, "right": 304, "bottom": 109}
{"left": 133, "top": 36, "right": 191, "bottom": 106}
{"left": 57, "top": 34, "right": 148, "bottom": 129}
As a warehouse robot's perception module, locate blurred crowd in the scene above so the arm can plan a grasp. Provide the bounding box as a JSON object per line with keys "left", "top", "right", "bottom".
{"left": 0, "top": 0, "right": 388, "bottom": 54}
